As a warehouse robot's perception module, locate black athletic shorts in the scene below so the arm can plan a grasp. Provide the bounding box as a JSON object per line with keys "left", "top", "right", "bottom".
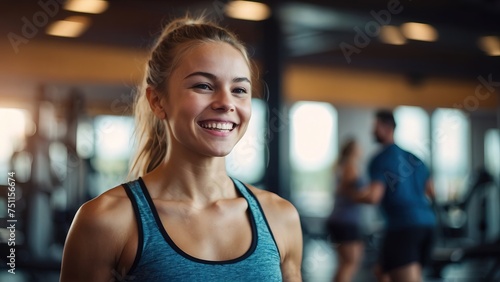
{"left": 327, "top": 221, "right": 363, "bottom": 243}
{"left": 380, "top": 226, "right": 435, "bottom": 272}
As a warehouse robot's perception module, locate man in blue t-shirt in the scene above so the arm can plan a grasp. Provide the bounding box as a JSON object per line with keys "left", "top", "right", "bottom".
{"left": 349, "top": 110, "right": 436, "bottom": 282}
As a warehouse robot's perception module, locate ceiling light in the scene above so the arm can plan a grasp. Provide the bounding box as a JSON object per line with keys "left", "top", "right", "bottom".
{"left": 64, "top": 0, "right": 108, "bottom": 14}
{"left": 225, "top": 1, "right": 271, "bottom": 21}
{"left": 478, "top": 36, "right": 500, "bottom": 56}
{"left": 46, "top": 16, "right": 91, "bottom": 38}
{"left": 400, "top": 22, "right": 438, "bottom": 42}
{"left": 379, "top": 25, "right": 406, "bottom": 45}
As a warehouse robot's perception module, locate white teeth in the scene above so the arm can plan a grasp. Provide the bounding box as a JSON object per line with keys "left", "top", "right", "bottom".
{"left": 200, "top": 122, "right": 235, "bottom": 131}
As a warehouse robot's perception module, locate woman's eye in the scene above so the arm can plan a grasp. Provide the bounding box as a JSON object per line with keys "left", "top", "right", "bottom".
{"left": 233, "top": 88, "right": 247, "bottom": 94}
{"left": 193, "top": 84, "right": 213, "bottom": 90}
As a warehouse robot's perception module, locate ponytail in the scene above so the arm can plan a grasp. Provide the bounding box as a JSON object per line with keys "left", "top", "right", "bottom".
{"left": 128, "top": 83, "right": 167, "bottom": 178}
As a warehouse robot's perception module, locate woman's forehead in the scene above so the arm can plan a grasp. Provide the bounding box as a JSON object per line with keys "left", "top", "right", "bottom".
{"left": 175, "top": 42, "right": 251, "bottom": 80}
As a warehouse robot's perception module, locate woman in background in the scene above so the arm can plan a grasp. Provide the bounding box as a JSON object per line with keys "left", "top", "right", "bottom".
{"left": 327, "top": 139, "right": 365, "bottom": 282}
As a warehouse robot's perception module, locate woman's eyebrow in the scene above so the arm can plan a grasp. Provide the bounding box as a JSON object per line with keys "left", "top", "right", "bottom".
{"left": 184, "top": 71, "right": 216, "bottom": 80}
{"left": 233, "top": 77, "right": 251, "bottom": 84}
{"left": 184, "top": 72, "right": 251, "bottom": 84}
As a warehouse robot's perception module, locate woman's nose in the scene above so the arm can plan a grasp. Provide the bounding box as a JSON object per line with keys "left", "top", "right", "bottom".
{"left": 211, "top": 89, "right": 235, "bottom": 112}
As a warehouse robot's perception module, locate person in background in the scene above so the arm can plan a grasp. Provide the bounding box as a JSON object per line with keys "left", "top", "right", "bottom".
{"left": 346, "top": 110, "right": 436, "bottom": 282}
{"left": 327, "top": 139, "right": 366, "bottom": 282}
{"left": 60, "top": 16, "right": 303, "bottom": 282}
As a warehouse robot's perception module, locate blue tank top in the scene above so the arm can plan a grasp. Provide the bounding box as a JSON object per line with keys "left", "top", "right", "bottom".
{"left": 122, "top": 177, "right": 282, "bottom": 281}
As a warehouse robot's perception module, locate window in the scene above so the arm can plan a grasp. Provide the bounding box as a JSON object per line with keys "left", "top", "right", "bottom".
{"left": 0, "top": 108, "right": 31, "bottom": 184}
{"left": 485, "top": 129, "right": 499, "bottom": 183}
{"left": 289, "top": 101, "right": 338, "bottom": 216}
{"left": 90, "top": 115, "right": 135, "bottom": 196}
{"left": 290, "top": 102, "right": 337, "bottom": 171}
{"left": 431, "top": 108, "right": 470, "bottom": 202}
{"left": 394, "top": 106, "right": 430, "bottom": 165}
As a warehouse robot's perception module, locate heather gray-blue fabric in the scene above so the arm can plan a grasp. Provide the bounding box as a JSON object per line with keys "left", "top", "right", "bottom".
{"left": 122, "top": 177, "right": 282, "bottom": 281}
{"left": 328, "top": 177, "right": 365, "bottom": 225}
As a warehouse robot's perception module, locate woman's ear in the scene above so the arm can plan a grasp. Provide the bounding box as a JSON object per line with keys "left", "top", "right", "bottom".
{"left": 146, "top": 86, "right": 166, "bottom": 119}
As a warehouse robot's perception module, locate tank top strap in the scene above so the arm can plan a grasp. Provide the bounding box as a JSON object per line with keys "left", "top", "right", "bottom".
{"left": 230, "top": 178, "right": 281, "bottom": 261}
{"left": 122, "top": 177, "right": 158, "bottom": 232}
{"left": 122, "top": 177, "right": 164, "bottom": 272}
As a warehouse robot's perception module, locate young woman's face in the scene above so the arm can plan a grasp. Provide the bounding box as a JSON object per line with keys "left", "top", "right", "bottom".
{"left": 163, "top": 42, "right": 252, "bottom": 157}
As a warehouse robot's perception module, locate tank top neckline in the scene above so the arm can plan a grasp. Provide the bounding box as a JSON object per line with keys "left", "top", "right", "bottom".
{"left": 136, "top": 177, "right": 258, "bottom": 265}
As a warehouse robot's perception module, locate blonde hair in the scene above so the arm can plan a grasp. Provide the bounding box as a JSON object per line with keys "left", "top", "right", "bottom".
{"left": 129, "top": 16, "right": 254, "bottom": 178}
{"left": 333, "top": 138, "right": 357, "bottom": 172}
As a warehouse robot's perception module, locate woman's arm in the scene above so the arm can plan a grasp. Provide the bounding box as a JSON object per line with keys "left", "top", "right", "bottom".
{"left": 279, "top": 201, "right": 303, "bottom": 282}
{"left": 60, "top": 191, "right": 129, "bottom": 282}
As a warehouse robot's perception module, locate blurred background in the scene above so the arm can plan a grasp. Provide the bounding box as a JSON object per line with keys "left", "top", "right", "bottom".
{"left": 0, "top": 0, "right": 499, "bottom": 281}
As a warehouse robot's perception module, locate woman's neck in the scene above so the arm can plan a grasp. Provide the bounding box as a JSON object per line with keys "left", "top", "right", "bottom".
{"left": 144, "top": 148, "right": 236, "bottom": 206}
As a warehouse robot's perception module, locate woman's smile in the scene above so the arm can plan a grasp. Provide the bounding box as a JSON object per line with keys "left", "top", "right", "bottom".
{"left": 198, "top": 120, "right": 237, "bottom": 134}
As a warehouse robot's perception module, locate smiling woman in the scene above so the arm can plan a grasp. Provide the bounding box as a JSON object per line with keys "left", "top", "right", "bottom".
{"left": 59, "top": 16, "right": 303, "bottom": 282}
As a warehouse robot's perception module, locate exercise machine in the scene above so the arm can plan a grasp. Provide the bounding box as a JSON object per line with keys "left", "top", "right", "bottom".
{"left": 431, "top": 168, "right": 499, "bottom": 281}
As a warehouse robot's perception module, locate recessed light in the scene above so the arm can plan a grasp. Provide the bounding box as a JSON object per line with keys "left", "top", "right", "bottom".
{"left": 225, "top": 1, "right": 271, "bottom": 21}
{"left": 379, "top": 25, "right": 406, "bottom": 45}
{"left": 64, "top": 0, "right": 108, "bottom": 14}
{"left": 46, "top": 16, "right": 91, "bottom": 38}
{"left": 401, "top": 22, "right": 438, "bottom": 42}
{"left": 478, "top": 36, "right": 500, "bottom": 56}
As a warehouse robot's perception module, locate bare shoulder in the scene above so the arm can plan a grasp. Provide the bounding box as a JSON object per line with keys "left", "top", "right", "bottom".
{"left": 75, "top": 185, "right": 132, "bottom": 228}
{"left": 67, "top": 184, "right": 135, "bottom": 251}
{"left": 247, "top": 185, "right": 301, "bottom": 241}
{"left": 246, "top": 185, "right": 300, "bottom": 224}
